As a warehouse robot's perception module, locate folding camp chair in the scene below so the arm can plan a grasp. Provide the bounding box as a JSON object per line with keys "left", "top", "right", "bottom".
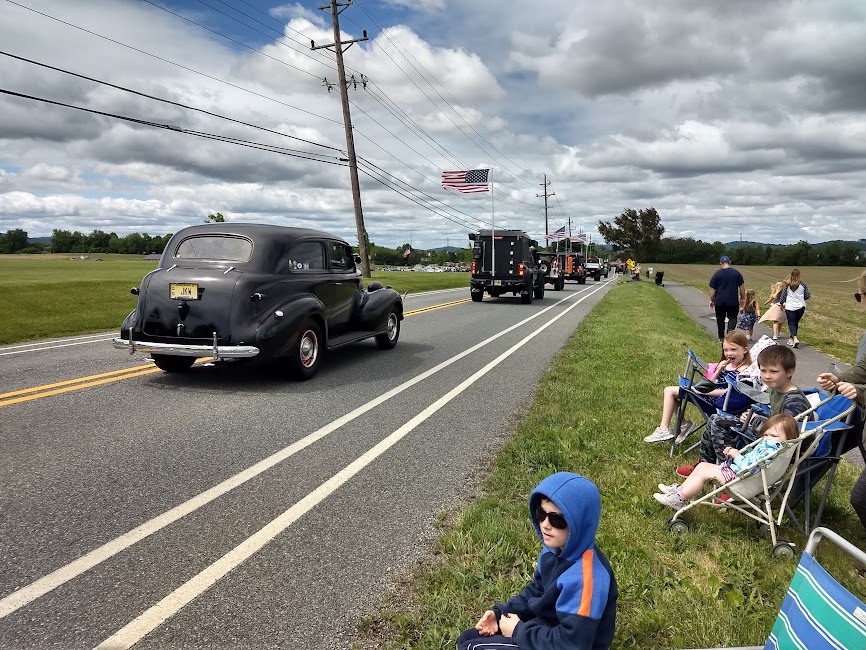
{"left": 687, "top": 526, "right": 866, "bottom": 650}
{"left": 670, "top": 369, "right": 760, "bottom": 458}
{"left": 781, "top": 394, "right": 859, "bottom": 535}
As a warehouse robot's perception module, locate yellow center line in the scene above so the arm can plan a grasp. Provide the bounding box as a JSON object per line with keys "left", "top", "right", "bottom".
{"left": 405, "top": 297, "right": 471, "bottom": 316}
{"left": 0, "top": 365, "right": 154, "bottom": 399}
{"left": 0, "top": 367, "right": 162, "bottom": 407}
{"left": 1, "top": 296, "right": 472, "bottom": 407}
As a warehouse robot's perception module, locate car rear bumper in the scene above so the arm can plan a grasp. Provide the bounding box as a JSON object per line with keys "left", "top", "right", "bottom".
{"left": 112, "top": 338, "right": 259, "bottom": 359}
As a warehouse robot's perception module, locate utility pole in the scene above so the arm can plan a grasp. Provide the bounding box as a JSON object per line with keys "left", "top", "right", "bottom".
{"left": 537, "top": 174, "right": 554, "bottom": 246}
{"left": 312, "top": 1, "right": 371, "bottom": 277}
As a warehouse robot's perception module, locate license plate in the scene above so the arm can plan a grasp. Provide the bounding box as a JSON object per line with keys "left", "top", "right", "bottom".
{"left": 493, "top": 280, "right": 502, "bottom": 285}
{"left": 170, "top": 283, "right": 199, "bottom": 300}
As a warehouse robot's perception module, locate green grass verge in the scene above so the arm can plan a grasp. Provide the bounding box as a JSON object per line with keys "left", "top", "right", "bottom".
{"left": 360, "top": 280, "right": 866, "bottom": 649}
{"left": 0, "top": 255, "right": 468, "bottom": 345}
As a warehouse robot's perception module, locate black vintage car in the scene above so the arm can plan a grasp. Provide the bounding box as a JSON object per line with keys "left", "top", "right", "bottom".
{"left": 112, "top": 223, "right": 404, "bottom": 380}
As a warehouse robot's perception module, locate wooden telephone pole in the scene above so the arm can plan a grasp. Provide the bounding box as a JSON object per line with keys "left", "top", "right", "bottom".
{"left": 312, "top": 0, "right": 371, "bottom": 277}
{"left": 537, "top": 174, "right": 554, "bottom": 246}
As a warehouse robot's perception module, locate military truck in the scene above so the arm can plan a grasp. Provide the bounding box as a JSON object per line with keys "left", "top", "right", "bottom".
{"left": 469, "top": 230, "right": 545, "bottom": 303}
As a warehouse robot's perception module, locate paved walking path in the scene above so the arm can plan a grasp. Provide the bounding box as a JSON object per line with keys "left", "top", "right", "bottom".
{"left": 663, "top": 280, "right": 864, "bottom": 470}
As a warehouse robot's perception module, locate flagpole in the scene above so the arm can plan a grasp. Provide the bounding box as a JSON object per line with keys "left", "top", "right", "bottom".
{"left": 490, "top": 169, "right": 495, "bottom": 277}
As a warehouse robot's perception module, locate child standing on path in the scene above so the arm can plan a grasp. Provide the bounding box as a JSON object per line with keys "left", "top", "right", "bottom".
{"left": 759, "top": 281, "right": 787, "bottom": 340}
{"left": 655, "top": 415, "right": 799, "bottom": 509}
{"left": 457, "top": 473, "right": 618, "bottom": 650}
{"left": 779, "top": 269, "right": 811, "bottom": 348}
{"left": 736, "top": 289, "right": 761, "bottom": 340}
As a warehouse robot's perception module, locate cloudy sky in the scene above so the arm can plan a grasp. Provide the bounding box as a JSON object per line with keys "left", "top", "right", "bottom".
{"left": 1, "top": 0, "right": 865, "bottom": 249}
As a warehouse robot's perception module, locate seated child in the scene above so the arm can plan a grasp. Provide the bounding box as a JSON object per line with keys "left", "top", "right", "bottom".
{"left": 655, "top": 414, "right": 799, "bottom": 509}
{"left": 645, "top": 330, "right": 752, "bottom": 443}
{"left": 457, "top": 472, "right": 618, "bottom": 650}
{"left": 678, "top": 344, "right": 811, "bottom": 476}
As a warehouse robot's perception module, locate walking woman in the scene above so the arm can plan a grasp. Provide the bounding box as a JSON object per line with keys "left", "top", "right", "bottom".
{"left": 779, "top": 269, "right": 810, "bottom": 348}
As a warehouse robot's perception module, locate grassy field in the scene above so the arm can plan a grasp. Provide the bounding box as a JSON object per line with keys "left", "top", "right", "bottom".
{"left": 359, "top": 279, "right": 866, "bottom": 650}
{"left": 651, "top": 264, "right": 864, "bottom": 363}
{"left": 0, "top": 255, "right": 469, "bottom": 345}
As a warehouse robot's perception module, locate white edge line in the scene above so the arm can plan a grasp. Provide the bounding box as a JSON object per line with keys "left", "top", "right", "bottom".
{"left": 0, "top": 332, "right": 115, "bottom": 352}
{"left": 0, "top": 284, "right": 605, "bottom": 619}
{"left": 93, "top": 283, "right": 608, "bottom": 649}
{"left": 0, "top": 338, "right": 114, "bottom": 356}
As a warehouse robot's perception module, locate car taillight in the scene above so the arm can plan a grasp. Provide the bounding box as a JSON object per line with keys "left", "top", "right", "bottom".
{"left": 471, "top": 261, "right": 476, "bottom": 274}
{"left": 518, "top": 262, "right": 525, "bottom": 277}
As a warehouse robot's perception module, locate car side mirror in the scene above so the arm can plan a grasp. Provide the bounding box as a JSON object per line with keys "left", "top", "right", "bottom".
{"left": 352, "top": 254, "right": 362, "bottom": 265}
{"left": 468, "top": 233, "right": 477, "bottom": 241}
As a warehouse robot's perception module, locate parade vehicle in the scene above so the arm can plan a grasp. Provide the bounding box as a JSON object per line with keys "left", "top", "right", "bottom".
{"left": 112, "top": 223, "right": 403, "bottom": 380}
{"left": 468, "top": 229, "right": 545, "bottom": 303}
{"left": 536, "top": 252, "right": 565, "bottom": 291}
{"left": 583, "top": 257, "right": 609, "bottom": 282}
{"left": 559, "top": 253, "right": 587, "bottom": 284}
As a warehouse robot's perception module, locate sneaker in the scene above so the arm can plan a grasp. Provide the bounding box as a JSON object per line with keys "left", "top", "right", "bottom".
{"left": 644, "top": 427, "right": 674, "bottom": 443}
{"left": 787, "top": 338, "right": 795, "bottom": 347}
{"left": 772, "top": 333, "right": 779, "bottom": 340}
{"left": 658, "top": 483, "right": 679, "bottom": 494}
{"left": 793, "top": 339, "right": 800, "bottom": 348}
{"left": 654, "top": 491, "right": 686, "bottom": 510}
{"left": 674, "top": 419, "right": 695, "bottom": 444}
{"left": 676, "top": 460, "right": 700, "bottom": 477}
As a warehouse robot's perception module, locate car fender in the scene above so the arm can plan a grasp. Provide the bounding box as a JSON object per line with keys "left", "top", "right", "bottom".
{"left": 356, "top": 288, "right": 403, "bottom": 331}
{"left": 255, "top": 294, "right": 327, "bottom": 356}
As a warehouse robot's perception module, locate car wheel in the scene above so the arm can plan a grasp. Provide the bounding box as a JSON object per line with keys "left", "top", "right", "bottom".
{"left": 521, "top": 279, "right": 533, "bottom": 304}
{"left": 289, "top": 319, "right": 322, "bottom": 380}
{"left": 471, "top": 291, "right": 483, "bottom": 302}
{"left": 534, "top": 281, "right": 545, "bottom": 299}
{"left": 539, "top": 261, "right": 549, "bottom": 275}
{"left": 151, "top": 355, "right": 196, "bottom": 373}
{"left": 375, "top": 309, "right": 400, "bottom": 349}
{"left": 556, "top": 277, "right": 565, "bottom": 291}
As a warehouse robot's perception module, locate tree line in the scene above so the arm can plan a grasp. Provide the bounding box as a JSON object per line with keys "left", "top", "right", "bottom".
{"left": 0, "top": 228, "right": 172, "bottom": 255}
{"left": 598, "top": 208, "right": 864, "bottom": 266}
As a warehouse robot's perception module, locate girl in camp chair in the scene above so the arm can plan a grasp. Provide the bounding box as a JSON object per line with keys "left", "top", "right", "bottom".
{"left": 645, "top": 331, "right": 752, "bottom": 443}
{"left": 654, "top": 415, "right": 799, "bottom": 509}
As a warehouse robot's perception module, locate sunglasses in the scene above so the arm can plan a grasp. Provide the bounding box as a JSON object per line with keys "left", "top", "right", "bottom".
{"left": 856, "top": 293, "right": 862, "bottom": 303}
{"left": 535, "top": 506, "right": 568, "bottom": 529}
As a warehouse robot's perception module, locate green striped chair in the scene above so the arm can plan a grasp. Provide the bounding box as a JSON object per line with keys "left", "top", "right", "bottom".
{"left": 766, "top": 527, "right": 866, "bottom": 649}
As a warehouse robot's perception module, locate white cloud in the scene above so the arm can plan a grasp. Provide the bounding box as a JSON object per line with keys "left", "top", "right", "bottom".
{"left": 1, "top": 0, "right": 866, "bottom": 248}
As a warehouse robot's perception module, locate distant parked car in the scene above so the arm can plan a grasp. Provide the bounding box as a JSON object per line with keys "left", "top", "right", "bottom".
{"left": 112, "top": 223, "right": 404, "bottom": 380}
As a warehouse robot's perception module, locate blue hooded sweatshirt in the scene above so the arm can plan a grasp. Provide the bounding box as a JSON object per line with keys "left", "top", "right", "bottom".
{"left": 491, "top": 473, "right": 618, "bottom": 650}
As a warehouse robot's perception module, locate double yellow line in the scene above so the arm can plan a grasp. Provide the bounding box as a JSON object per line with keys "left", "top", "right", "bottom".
{"left": 0, "top": 364, "right": 163, "bottom": 407}
{"left": 1, "top": 296, "right": 472, "bottom": 408}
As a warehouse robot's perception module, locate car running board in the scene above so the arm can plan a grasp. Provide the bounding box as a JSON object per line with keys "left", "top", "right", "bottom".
{"left": 327, "top": 331, "right": 379, "bottom": 349}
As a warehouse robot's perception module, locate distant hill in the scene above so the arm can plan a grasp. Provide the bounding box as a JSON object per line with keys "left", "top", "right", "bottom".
{"left": 725, "top": 239, "right": 866, "bottom": 250}
{"left": 27, "top": 236, "right": 52, "bottom": 244}
{"left": 431, "top": 246, "right": 466, "bottom": 252}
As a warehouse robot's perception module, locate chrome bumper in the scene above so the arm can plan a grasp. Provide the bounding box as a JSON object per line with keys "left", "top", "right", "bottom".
{"left": 112, "top": 336, "right": 259, "bottom": 359}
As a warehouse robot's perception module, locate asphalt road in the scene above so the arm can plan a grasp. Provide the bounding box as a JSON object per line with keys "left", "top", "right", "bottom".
{"left": 0, "top": 278, "right": 615, "bottom": 649}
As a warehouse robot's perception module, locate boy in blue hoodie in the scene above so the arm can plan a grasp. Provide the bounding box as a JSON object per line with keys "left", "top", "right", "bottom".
{"left": 457, "top": 472, "right": 618, "bottom": 650}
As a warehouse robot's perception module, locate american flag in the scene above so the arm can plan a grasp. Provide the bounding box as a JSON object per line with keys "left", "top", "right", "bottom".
{"left": 570, "top": 235, "right": 586, "bottom": 243}
{"left": 403, "top": 247, "right": 412, "bottom": 258}
{"left": 441, "top": 169, "right": 490, "bottom": 193}
{"left": 545, "top": 226, "right": 566, "bottom": 240}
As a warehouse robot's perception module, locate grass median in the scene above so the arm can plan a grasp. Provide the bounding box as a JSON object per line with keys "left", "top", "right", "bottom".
{"left": 360, "top": 278, "right": 866, "bottom": 649}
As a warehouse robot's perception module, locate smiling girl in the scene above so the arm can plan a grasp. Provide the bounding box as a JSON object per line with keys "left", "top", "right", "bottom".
{"left": 644, "top": 330, "right": 752, "bottom": 443}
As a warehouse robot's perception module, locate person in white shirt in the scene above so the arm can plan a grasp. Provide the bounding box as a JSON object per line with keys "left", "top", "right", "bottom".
{"left": 778, "top": 269, "right": 811, "bottom": 348}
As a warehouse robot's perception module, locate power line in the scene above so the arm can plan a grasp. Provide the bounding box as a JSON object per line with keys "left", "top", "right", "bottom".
{"left": 3, "top": 0, "right": 343, "bottom": 124}
{"left": 0, "top": 50, "right": 343, "bottom": 153}
{"left": 0, "top": 88, "right": 348, "bottom": 166}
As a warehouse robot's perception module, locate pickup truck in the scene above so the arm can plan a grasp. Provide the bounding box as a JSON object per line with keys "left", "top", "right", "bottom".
{"left": 583, "top": 258, "right": 609, "bottom": 282}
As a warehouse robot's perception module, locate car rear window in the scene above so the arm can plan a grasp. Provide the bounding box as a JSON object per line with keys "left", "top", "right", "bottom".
{"left": 172, "top": 236, "right": 253, "bottom": 262}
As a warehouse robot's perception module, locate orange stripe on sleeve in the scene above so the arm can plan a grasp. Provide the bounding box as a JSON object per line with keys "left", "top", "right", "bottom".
{"left": 578, "top": 549, "right": 594, "bottom": 617}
